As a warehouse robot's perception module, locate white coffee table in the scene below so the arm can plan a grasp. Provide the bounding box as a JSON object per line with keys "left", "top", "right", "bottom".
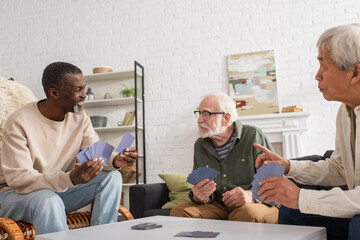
{"left": 36, "top": 215, "right": 326, "bottom": 240}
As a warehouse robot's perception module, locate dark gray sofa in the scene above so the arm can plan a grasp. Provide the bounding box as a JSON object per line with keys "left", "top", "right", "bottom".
{"left": 130, "top": 182, "right": 171, "bottom": 218}
{"left": 129, "top": 150, "right": 343, "bottom": 219}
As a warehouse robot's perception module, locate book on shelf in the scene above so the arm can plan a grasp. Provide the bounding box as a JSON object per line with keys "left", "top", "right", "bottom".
{"left": 122, "top": 111, "right": 131, "bottom": 126}
{"left": 122, "top": 110, "right": 137, "bottom": 126}
{"left": 128, "top": 111, "right": 136, "bottom": 126}
{"left": 281, "top": 105, "right": 303, "bottom": 113}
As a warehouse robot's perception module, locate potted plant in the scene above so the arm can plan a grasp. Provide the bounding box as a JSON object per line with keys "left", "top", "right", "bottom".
{"left": 120, "top": 84, "right": 138, "bottom": 97}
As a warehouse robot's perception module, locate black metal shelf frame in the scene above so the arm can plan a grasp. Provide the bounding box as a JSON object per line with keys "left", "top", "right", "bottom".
{"left": 134, "top": 61, "right": 146, "bottom": 184}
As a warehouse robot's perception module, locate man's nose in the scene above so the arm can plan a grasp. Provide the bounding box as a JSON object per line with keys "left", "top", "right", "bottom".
{"left": 80, "top": 89, "right": 87, "bottom": 98}
{"left": 315, "top": 70, "right": 321, "bottom": 81}
{"left": 197, "top": 114, "right": 204, "bottom": 124}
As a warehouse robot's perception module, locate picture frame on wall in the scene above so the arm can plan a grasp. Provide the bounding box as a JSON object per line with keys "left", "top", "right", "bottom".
{"left": 228, "top": 50, "right": 280, "bottom": 116}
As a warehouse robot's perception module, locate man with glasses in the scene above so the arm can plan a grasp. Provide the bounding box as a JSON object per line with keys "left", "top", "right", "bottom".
{"left": 170, "top": 92, "right": 278, "bottom": 223}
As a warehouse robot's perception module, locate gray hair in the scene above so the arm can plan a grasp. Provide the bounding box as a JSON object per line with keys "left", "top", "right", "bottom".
{"left": 317, "top": 23, "right": 360, "bottom": 71}
{"left": 201, "top": 92, "right": 238, "bottom": 125}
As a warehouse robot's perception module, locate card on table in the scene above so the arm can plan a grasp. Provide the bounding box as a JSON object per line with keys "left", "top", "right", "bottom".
{"left": 186, "top": 167, "right": 219, "bottom": 185}
{"left": 131, "top": 222, "right": 162, "bottom": 230}
{"left": 251, "top": 162, "right": 285, "bottom": 205}
{"left": 174, "top": 231, "right": 220, "bottom": 238}
{"left": 116, "top": 132, "right": 135, "bottom": 153}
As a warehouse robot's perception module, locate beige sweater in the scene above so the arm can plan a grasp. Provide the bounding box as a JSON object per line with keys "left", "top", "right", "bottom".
{"left": 289, "top": 103, "right": 360, "bottom": 218}
{"left": 0, "top": 101, "right": 117, "bottom": 194}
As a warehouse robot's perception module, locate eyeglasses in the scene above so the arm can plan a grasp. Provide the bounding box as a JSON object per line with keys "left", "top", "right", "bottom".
{"left": 194, "top": 110, "right": 225, "bottom": 120}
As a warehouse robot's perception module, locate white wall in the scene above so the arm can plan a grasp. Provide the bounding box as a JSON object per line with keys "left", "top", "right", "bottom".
{"left": 1, "top": 0, "right": 359, "bottom": 183}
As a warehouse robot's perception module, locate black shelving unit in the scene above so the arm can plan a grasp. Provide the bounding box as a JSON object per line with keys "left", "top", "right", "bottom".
{"left": 134, "top": 61, "right": 146, "bottom": 184}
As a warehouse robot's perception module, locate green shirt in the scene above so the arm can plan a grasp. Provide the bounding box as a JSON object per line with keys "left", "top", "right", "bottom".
{"left": 190, "top": 120, "right": 274, "bottom": 203}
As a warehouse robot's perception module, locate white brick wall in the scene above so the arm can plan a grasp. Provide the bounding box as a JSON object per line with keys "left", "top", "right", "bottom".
{"left": 1, "top": 0, "right": 359, "bottom": 183}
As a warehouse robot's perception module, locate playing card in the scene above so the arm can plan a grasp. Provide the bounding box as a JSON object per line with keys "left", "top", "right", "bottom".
{"left": 251, "top": 162, "right": 285, "bottom": 206}
{"left": 85, "top": 148, "right": 92, "bottom": 160}
{"left": 131, "top": 222, "right": 162, "bottom": 230}
{"left": 253, "top": 169, "right": 263, "bottom": 182}
{"left": 95, "top": 141, "right": 104, "bottom": 158}
{"left": 101, "top": 142, "right": 114, "bottom": 166}
{"left": 89, "top": 141, "right": 96, "bottom": 158}
{"left": 76, "top": 146, "right": 90, "bottom": 164}
{"left": 116, "top": 132, "right": 135, "bottom": 153}
{"left": 266, "top": 162, "right": 286, "bottom": 177}
{"left": 251, "top": 178, "right": 260, "bottom": 200}
{"left": 174, "top": 231, "right": 220, "bottom": 238}
{"left": 187, "top": 167, "right": 219, "bottom": 185}
{"left": 77, "top": 141, "right": 114, "bottom": 165}
{"left": 77, "top": 135, "right": 136, "bottom": 166}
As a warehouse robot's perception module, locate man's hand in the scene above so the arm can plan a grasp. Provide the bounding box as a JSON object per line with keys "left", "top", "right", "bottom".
{"left": 113, "top": 147, "right": 139, "bottom": 168}
{"left": 254, "top": 143, "right": 290, "bottom": 174}
{"left": 70, "top": 157, "right": 104, "bottom": 185}
{"left": 222, "top": 187, "right": 252, "bottom": 207}
{"left": 258, "top": 176, "right": 300, "bottom": 209}
{"left": 192, "top": 179, "right": 216, "bottom": 203}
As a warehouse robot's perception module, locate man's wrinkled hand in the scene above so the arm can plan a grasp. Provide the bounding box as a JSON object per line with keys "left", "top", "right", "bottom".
{"left": 254, "top": 143, "right": 290, "bottom": 174}
{"left": 192, "top": 179, "right": 216, "bottom": 203}
{"left": 222, "top": 187, "right": 252, "bottom": 207}
{"left": 113, "top": 147, "right": 139, "bottom": 168}
{"left": 258, "top": 176, "right": 300, "bottom": 209}
{"left": 70, "top": 157, "right": 104, "bottom": 185}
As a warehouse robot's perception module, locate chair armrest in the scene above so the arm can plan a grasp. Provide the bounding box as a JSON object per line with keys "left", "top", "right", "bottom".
{"left": 130, "top": 183, "right": 169, "bottom": 219}
{"left": 0, "top": 217, "right": 25, "bottom": 240}
{"left": 118, "top": 205, "right": 134, "bottom": 220}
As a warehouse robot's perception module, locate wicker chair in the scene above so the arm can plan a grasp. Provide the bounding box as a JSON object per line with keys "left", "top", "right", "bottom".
{"left": 0, "top": 205, "right": 134, "bottom": 240}
{"left": 0, "top": 78, "right": 134, "bottom": 239}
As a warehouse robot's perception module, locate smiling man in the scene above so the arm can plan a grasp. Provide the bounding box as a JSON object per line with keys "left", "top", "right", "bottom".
{"left": 170, "top": 92, "right": 278, "bottom": 223}
{"left": 0, "top": 62, "right": 138, "bottom": 234}
{"left": 254, "top": 23, "right": 360, "bottom": 239}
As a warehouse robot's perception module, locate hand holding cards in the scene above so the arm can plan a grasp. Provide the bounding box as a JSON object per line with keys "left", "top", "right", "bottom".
{"left": 76, "top": 141, "right": 114, "bottom": 166}
{"left": 187, "top": 167, "right": 219, "bottom": 185}
{"left": 76, "top": 132, "right": 135, "bottom": 166}
{"left": 251, "top": 162, "right": 285, "bottom": 205}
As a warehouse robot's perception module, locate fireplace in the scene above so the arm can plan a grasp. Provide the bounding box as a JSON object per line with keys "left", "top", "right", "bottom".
{"left": 238, "top": 112, "right": 309, "bottom": 159}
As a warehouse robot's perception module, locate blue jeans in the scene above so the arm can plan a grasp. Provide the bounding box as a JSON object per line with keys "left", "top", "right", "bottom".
{"left": 0, "top": 171, "right": 122, "bottom": 235}
{"left": 279, "top": 206, "right": 360, "bottom": 239}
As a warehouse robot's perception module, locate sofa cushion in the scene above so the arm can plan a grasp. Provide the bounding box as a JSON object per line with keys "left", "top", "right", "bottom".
{"left": 158, "top": 173, "right": 193, "bottom": 209}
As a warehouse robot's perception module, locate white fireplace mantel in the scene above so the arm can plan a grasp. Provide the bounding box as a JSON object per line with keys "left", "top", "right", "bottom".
{"left": 238, "top": 112, "right": 309, "bottom": 159}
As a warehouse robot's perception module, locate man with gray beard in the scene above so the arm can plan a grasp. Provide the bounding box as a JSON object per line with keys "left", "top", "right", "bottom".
{"left": 170, "top": 92, "right": 278, "bottom": 223}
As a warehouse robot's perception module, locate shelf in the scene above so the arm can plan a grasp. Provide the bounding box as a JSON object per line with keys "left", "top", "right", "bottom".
{"left": 84, "top": 71, "right": 142, "bottom": 82}
{"left": 86, "top": 62, "right": 146, "bottom": 184}
{"left": 94, "top": 126, "right": 143, "bottom": 132}
{"left": 84, "top": 97, "right": 142, "bottom": 107}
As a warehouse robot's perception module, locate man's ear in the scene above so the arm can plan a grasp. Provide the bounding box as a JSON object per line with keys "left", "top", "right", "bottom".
{"left": 350, "top": 64, "right": 360, "bottom": 84}
{"left": 222, "top": 113, "right": 231, "bottom": 126}
{"left": 48, "top": 88, "right": 59, "bottom": 99}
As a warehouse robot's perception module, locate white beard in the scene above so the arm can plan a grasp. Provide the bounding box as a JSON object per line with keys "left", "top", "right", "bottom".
{"left": 73, "top": 100, "right": 84, "bottom": 115}
{"left": 198, "top": 116, "right": 224, "bottom": 138}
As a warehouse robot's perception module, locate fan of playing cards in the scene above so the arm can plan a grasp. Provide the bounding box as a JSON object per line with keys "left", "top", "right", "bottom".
{"left": 186, "top": 167, "right": 219, "bottom": 185}
{"left": 76, "top": 132, "right": 135, "bottom": 166}
{"left": 251, "top": 162, "right": 285, "bottom": 205}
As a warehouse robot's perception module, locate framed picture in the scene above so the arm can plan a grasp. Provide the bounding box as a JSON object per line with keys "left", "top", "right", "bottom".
{"left": 228, "top": 50, "right": 279, "bottom": 116}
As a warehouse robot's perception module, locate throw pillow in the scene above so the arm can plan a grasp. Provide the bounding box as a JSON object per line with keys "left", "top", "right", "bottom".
{"left": 158, "top": 173, "right": 193, "bottom": 209}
